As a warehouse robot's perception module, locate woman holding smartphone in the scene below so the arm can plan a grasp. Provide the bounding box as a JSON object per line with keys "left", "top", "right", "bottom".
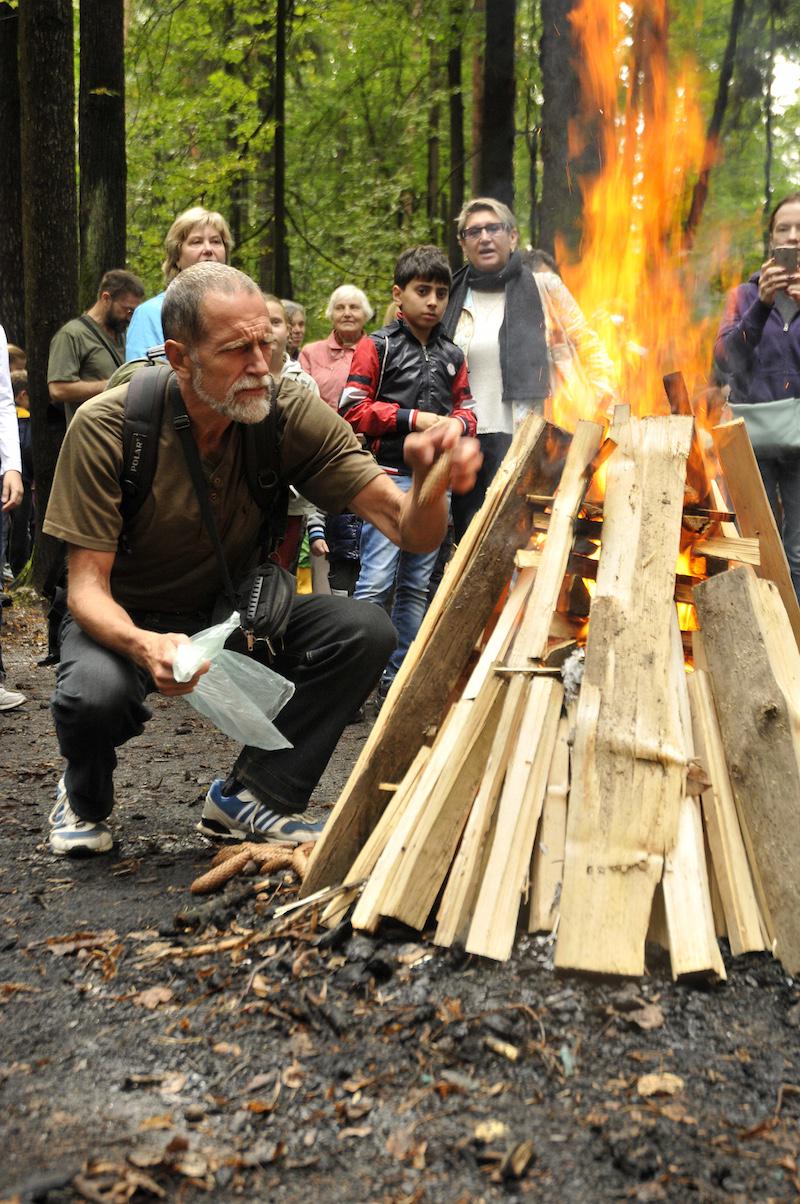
{"left": 714, "top": 192, "right": 800, "bottom": 597}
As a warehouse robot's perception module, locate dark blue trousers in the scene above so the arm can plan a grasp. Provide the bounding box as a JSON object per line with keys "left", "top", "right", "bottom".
{"left": 51, "top": 594, "right": 396, "bottom": 822}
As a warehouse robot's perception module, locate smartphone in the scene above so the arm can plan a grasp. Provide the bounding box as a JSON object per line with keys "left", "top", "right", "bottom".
{"left": 773, "top": 245, "right": 799, "bottom": 272}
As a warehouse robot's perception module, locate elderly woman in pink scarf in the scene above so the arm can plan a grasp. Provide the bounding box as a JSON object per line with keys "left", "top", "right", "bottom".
{"left": 299, "top": 284, "right": 373, "bottom": 409}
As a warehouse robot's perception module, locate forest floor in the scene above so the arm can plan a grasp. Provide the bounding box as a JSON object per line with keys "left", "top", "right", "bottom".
{"left": 1, "top": 598, "right": 800, "bottom": 1204}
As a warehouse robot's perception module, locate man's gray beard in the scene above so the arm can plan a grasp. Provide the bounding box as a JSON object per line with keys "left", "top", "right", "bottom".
{"left": 190, "top": 362, "right": 271, "bottom": 424}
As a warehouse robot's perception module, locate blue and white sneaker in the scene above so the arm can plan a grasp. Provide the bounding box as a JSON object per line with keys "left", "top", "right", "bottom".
{"left": 198, "top": 780, "right": 325, "bottom": 845}
{"left": 49, "top": 777, "right": 113, "bottom": 856}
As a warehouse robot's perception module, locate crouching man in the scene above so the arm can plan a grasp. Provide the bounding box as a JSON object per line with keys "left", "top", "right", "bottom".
{"left": 43, "top": 263, "right": 480, "bottom": 857}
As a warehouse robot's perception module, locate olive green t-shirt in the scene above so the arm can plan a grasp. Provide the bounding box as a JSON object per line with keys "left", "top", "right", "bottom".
{"left": 43, "top": 376, "right": 382, "bottom": 614}
{"left": 47, "top": 316, "right": 126, "bottom": 424}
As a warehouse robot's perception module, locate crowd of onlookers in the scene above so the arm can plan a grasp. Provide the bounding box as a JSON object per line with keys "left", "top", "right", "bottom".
{"left": 2, "top": 189, "right": 800, "bottom": 725}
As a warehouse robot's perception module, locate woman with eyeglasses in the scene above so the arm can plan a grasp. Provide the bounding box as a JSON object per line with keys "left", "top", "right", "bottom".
{"left": 441, "top": 197, "right": 615, "bottom": 539}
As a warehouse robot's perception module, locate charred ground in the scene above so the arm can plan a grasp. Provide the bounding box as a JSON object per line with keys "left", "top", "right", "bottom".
{"left": 1, "top": 599, "right": 798, "bottom": 1203}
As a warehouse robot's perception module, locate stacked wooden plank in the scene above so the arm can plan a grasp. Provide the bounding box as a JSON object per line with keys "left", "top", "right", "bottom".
{"left": 315, "top": 410, "right": 800, "bottom": 979}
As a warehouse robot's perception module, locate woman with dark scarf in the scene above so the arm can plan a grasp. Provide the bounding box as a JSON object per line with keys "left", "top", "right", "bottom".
{"left": 441, "top": 197, "right": 615, "bottom": 540}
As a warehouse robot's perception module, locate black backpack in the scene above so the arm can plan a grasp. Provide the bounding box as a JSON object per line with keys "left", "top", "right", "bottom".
{"left": 119, "top": 362, "right": 289, "bottom": 554}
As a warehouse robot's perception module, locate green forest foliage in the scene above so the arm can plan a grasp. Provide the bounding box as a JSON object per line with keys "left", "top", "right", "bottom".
{"left": 124, "top": 0, "right": 800, "bottom": 339}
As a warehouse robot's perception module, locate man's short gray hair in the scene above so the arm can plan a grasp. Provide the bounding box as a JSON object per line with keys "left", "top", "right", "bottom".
{"left": 162, "top": 262, "right": 262, "bottom": 346}
{"left": 456, "top": 196, "right": 517, "bottom": 238}
{"left": 324, "top": 284, "right": 374, "bottom": 324}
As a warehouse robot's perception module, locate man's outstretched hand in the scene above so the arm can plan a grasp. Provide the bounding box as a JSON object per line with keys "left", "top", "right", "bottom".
{"left": 403, "top": 417, "right": 482, "bottom": 496}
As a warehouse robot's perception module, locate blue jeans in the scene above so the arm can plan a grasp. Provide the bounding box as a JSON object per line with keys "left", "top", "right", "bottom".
{"left": 354, "top": 473, "right": 441, "bottom": 686}
{"left": 451, "top": 431, "right": 513, "bottom": 542}
{"left": 757, "top": 452, "right": 800, "bottom": 600}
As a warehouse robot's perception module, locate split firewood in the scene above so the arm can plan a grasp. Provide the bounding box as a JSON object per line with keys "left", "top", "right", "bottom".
{"left": 695, "top": 565, "right": 800, "bottom": 973}
{"left": 688, "top": 668, "right": 765, "bottom": 956}
{"left": 434, "top": 675, "right": 530, "bottom": 948}
{"left": 660, "top": 616, "right": 726, "bottom": 981}
{"left": 353, "top": 679, "right": 506, "bottom": 933}
{"left": 320, "top": 745, "right": 432, "bottom": 928}
{"left": 505, "top": 419, "right": 603, "bottom": 666}
{"left": 465, "top": 677, "right": 563, "bottom": 961}
{"left": 302, "top": 413, "right": 554, "bottom": 897}
{"left": 528, "top": 714, "right": 570, "bottom": 934}
{"left": 556, "top": 413, "right": 693, "bottom": 977}
{"left": 713, "top": 419, "right": 800, "bottom": 645}
{"left": 190, "top": 841, "right": 312, "bottom": 895}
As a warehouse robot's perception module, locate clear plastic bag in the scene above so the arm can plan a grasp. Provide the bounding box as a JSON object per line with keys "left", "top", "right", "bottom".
{"left": 172, "top": 614, "right": 294, "bottom": 750}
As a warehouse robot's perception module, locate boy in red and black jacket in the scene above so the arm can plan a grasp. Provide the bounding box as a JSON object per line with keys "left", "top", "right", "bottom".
{"left": 339, "top": 245, "right": 476, "bottom": 707}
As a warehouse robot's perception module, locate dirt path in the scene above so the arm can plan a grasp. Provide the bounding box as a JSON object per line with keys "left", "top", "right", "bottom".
{"left": 1, "top": 599, "right": 799, "bottom": 1203}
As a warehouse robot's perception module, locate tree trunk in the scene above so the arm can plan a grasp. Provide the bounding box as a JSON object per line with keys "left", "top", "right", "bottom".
{"left": 255, "top": 16, "right": 276, "bottom": 289}
{"left": 273, "top": 0, "right": 291, "bottom": 297}
{"left": 447, "top": 0, "right": 466, "bottom": 267}
{"left": 683, "top": 0, "right": 746, "bottom": 248}
{"left": 18, "top": 0, "right": 78, "bottom": 591}
{"left": 0, "top": 3, "right": 25, "bottom": 343}
{"left": 479, "top": 0, "right": 516, "bottom": 208}
{"left": 471, "top": 0, "right": 485, "bottom": 195}
{"left": 427, "top": 36, "right": 442, "bottom": 241}
{"left": 224, "top": 2, "right": 247, "bottom": 265}
{"left": 762, "top": 4, "right": 776, "bottom": 252}
{"left": 539, "top": 0, "right": 582, "bottom": 254}
{"left": 79, "top": 0, "right": 126, "bottom": 308}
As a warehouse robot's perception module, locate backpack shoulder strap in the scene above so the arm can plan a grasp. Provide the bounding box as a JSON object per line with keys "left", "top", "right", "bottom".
{"left": 242, "top": 376, "right": 290, "bottom": 553}
{"left": 120, "top": 363, "right": 173, "bottom": 524}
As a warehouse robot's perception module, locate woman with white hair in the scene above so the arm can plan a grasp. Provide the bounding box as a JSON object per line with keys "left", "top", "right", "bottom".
{"left": 299, "top": 285, "right": 373, "bottom": 409}
{"left": 125, "top": 206, "right": 232, "bottom": 362}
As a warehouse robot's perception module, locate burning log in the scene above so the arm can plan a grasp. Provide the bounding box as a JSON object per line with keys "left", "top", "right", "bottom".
{"left": 694, "top": 566, "right": 800, "bottom": 974}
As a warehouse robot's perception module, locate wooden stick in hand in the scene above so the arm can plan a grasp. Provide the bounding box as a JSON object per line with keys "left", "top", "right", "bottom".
{"left": 417, "top": 449, "right": 453, "bottom": 507}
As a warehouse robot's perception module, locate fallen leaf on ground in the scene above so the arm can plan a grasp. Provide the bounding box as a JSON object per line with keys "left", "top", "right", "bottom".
{"left": 173, "top": 1151, "right": 208, "bottom": 1177}
{"left": 626, "top": 1003, "right": 665, "bottom": 1030}
{"left": 657, "top": 1102, "right": 697, "bottom": 1124}
{"left": 0, "top": 982, "right": 42, "bottom": 998}
{"left": 281, "top": 1060, "right": 305, "bottom": 1088}
{"left": 128, "top": 1146, "right": 165, "bottom": 1168}
{"left": 338, "top": 1125, "right": 373, "bottom": 1140}
{"left": 159, "top": 1073, "right": 188, "bottom": 1096}
{"left": 250, "top": 972, "right": 270, "bottom": 997}
{"left": 637, "top": 1072, "right": 684, "bottom": 1098}
{"left": 387, "top": 1124, "right": 420, "bottom": 1160}
{"left": 474, "top": 1119, "right": 510, "bottom": 1143}
{"left": 133, "top": 985, "right": 174, "bottom": 1009}
{"left": 139, "top": 1113, "right": 174, "bottom": 1131}
{"left": 45, "top": 930, "right": 118, "bottom": 957}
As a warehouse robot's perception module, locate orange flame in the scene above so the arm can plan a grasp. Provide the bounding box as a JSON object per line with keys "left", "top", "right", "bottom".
{"left": 550, "top": 0, "right": 719, "bottom": 430}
